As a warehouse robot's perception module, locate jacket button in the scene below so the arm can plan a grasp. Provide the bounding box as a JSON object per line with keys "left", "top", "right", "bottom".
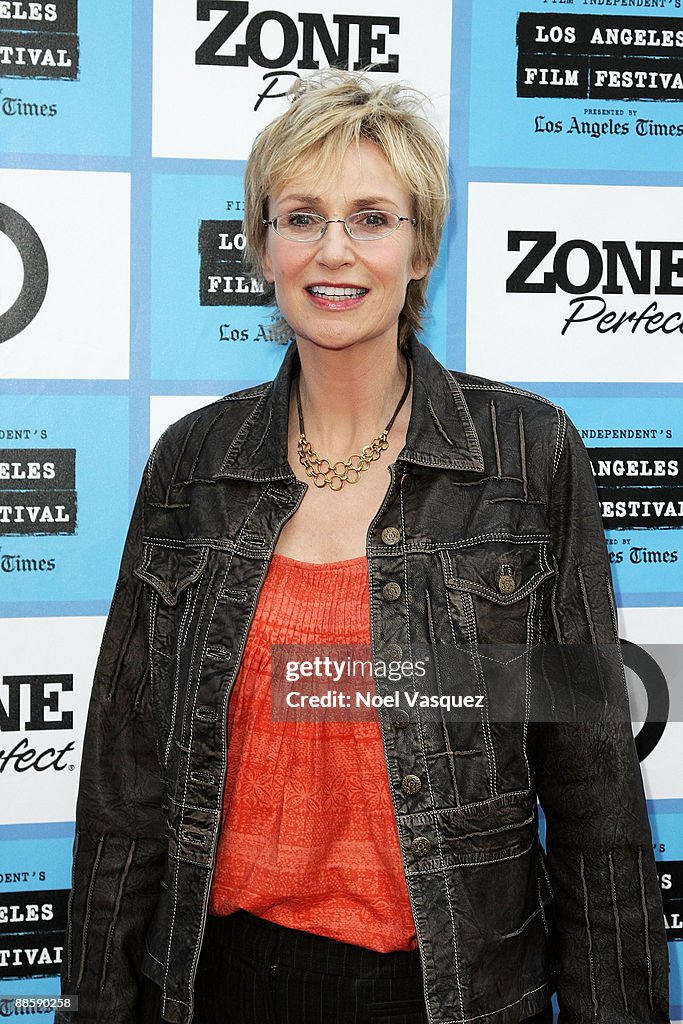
{"left": 381, "top": 526, "right": 400, "bottom": 545}
{"left": 498, "top": 565, "right": 516, "bottom": 594}
{"left": 385, "top": 643, "right": 403, "bottom": 659}
{"left": 400, "top": 473, "right": 413, "bottom": 492}
{"left": 402, "top": 774, "right": 422, "bottom": 795}
{"left": 392, "top": 708, "right": 411, "bottom": 729}
{"left": 382, "top": 582, "right": 402, "bottom": 601}
{"left": 411, "top": 836, "right": 431, "bottom": 858}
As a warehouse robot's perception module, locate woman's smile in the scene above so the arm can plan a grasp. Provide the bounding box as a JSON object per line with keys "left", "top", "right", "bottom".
{"left": 305, "top": 282, "right": 370, "bottom": 310}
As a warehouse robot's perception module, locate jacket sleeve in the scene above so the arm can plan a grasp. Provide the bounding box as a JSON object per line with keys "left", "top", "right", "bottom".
{"left": 57, "top": 459, "right": 167, "bottom": 1024}
{"left": 534, "top": 414, "right": 670, "bottom": 1023}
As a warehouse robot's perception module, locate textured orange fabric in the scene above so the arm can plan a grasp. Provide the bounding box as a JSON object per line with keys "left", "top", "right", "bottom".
{"left": 209, "top": 554, "right": 417, "bottom": 952}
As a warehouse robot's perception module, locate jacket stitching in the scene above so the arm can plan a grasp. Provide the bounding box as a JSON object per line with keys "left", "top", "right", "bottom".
{"left": 522, "top": 590, "right": 536, "bottom": 788}
{"left": 501, "top": 891, "right": 552, "bottom": 940}
{"left": 167, "top": 545, "right": 232, "bottom": 994}
{"left": 75, "top": 834, "right": 104, "bottom": 991}
{"left": 461, "top": 591, "right": 497, "bottom": 797}
{"left": 414, "top": 835, "right": 537, "bottom": 872}
{"left": 220, "top": 390, "right": 270, "bottom": 471}
{"left": 608, "top": 849, "right": 629, "bottom": 1013}
{"left": 443, "top": 367, "right": 485, "bottom": 460}
{"left": 145, "top": 943, "right": 164, "bottom": 968}
{"left": 179, "top": 487, "right": 272, "bottom": 1009}
{"left": 425, "top": 588, "right": 461, "bottom": 806}
{"left": 401, "top": 789, "right": 533, "bottom": 823}
{"left": 64, "top": 828, "right": 80, "bottom": 984}
{"left": 638, "top": 846, "right": 655, "bottom": 1010}
{"left": 444, "top": 569, "right": 554, "bottom": 604}
{"left": 458, "top": 380, "right": 558, "bottom": 409}
{"left": 436, "top": 980, "right": 550, "bottom": 1024}
{"left": 441, "top": 813, "right": 535, "bottom": 842}
{"left": 396, "top": 480, "right": 461, "bottom": 1023}
{"left": 490, "top": 401, "right": 502, "bottom": 478}
{"left": 538, "top": 877, "right": 550, "bottom": 940}
{"left": 164, "top": 559, "right": 223, "bottom": 995}
{"left": 100, "top": 838, "right": 136, "bottom": 992}
{"left": 163, "top": 589, "right": 196, "bottom": 767}
{"left": 189, "top": 410, "right": 226, "bottom": 482}
{"left": 170, "top": 418, "right": 199, "bottom": 498}
{"left": 579, "top": 852, "right": 599, "bottom": 1016}
{"left": 552, "top": 407, "right": 566, "bottom": 480}
{"left": 518, "top": 410, "right": 529, "bottom": 501}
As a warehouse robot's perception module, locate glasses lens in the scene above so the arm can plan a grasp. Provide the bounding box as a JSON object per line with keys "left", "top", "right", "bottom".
{"left": 275, "top": 213, "right": 325, "bottom": 241}
{"left": 346, "top": 211, "right": 400, "bottom": 240}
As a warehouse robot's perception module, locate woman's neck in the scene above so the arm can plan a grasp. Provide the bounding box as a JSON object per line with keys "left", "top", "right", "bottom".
{"left": 292, "top": 336, "right": 410, "bottom": 456}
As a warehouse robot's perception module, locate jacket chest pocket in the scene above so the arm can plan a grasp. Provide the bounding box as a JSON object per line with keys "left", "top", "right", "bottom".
{"left": 136, "top": 543, "right": 210, "bottom": 656}
{"left": 440, "top": 540, "right": 555, "bottom": 657}
{"left": 134, "top": 543, "right": 210, "bottom": 757}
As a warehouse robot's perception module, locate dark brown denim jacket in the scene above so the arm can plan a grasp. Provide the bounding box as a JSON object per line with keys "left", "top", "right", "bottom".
{"left": 58, "top": 336, "right": 670, "bottom": 1024}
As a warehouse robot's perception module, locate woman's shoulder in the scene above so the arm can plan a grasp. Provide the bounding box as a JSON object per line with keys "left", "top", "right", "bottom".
{"left": 449, "top": 367, "right": 561, "bottom": 414}
{"left": 449, "top": 365, "right": 567, "bottom": 435}
{"left": 157, "top": 381, "right": 272, "bottom": 449}
{"left": 145, "top": 380, "right": 275, "bottom": 489}
{"left": 443, "top": 366, "right": 574, "bottom": 484}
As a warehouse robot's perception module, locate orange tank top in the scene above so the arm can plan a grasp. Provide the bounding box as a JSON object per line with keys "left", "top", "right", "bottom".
{"left": 208, "top": 553, "right": 417, "bottom": 952}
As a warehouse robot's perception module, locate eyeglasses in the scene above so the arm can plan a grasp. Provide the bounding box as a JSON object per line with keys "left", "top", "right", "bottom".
{"left": 263, "top": 210, "right": 417, "bottom": 243}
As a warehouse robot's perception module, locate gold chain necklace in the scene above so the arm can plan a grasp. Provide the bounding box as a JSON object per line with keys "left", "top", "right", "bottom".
{"left": 295, "top": 359, "right": 412, "bottom": 491}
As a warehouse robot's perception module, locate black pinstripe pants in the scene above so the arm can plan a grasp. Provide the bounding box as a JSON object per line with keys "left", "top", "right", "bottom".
{"left": 138, "top": 910, "right": 554, "bottom": 1024}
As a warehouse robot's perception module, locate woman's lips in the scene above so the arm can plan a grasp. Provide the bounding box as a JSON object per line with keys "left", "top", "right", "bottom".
{"left": 305, "top": 284, "right": 369, "bottom": 309}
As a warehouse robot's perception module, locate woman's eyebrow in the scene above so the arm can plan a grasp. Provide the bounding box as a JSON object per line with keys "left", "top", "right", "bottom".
{"left": 275, "top": 193, "right": 399, "bottom": 209}
{"left": 275, "top": 193, "right": 321, "bottom": 207}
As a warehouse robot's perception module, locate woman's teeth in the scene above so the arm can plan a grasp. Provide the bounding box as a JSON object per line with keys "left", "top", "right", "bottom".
{"left": 308, "top": 286, "right": 368, "bottom": 297}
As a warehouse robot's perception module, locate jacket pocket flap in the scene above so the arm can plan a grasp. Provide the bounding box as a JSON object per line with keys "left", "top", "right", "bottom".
{"left": 135, "top": 544, "right": 209, "bottom": 606}
{"left": 442, "top": 541, "right": 554, "bottom": 605}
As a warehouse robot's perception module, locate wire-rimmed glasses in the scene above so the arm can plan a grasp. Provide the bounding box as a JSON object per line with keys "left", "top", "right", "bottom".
{"left": 263, "top": 210, "right": 417, "bottom": 242}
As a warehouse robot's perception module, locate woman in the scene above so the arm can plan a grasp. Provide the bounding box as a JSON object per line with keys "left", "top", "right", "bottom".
{"left": 58, "top": 72, "right": 669, "bottom": 1024}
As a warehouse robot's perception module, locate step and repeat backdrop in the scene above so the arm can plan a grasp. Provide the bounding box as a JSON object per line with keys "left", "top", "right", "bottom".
{"left": 0, "top": 1, "right": 681, "bottom": 1019}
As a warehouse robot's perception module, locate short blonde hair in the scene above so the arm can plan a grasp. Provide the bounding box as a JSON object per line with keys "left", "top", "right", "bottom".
{"left": 243, "top": 69, "right": 449, "bottom": 349}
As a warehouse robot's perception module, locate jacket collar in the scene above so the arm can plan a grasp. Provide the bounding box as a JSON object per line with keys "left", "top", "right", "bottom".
{"left": 220, "top": 335, "right": 484, "bottom": 481}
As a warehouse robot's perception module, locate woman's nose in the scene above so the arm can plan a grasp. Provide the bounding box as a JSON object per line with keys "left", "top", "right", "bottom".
{"left": 315, "top": 221, "right": 355, "bottom": 266}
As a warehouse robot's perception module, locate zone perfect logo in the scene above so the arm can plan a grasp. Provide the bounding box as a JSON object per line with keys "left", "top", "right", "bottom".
{"left": 0, "top": 1, "right": 79, "bottom": 81}
{"left": 506, "top": 232, "right": 683, "bottom": 338}
{"left": 0, "top": 672, "right": 74, "bottom": 777}
{"left": 195, "top": 2, "right": 400, "bottom": 107}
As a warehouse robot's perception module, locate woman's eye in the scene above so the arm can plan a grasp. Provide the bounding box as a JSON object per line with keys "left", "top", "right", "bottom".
{"left": 359, "top": 211, "right": 389, "bottom": 228}
{"left": 288, "top": 212, "right": 316, "bottom": 227}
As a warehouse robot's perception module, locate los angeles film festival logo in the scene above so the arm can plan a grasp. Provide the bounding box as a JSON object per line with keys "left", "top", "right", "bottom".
{"left": 195, "top": 3, "right": 400, "bottom": 109}
{"left": 517, "top": 12, "right": 683, "bottom": 107}
{"left": 0, "top": 1, "right": 79, "bottom": 80}
{"left": 0, "top": 449, "right": 76, "bottom": 535}
{"left": 199, "top": 217, "right": 266, "bottom": 309}
{"left": 0, "top": 889, "right": 67, "bottom": 978}
{"left": 587, "top": 445, "right": 683, "bottom": 534}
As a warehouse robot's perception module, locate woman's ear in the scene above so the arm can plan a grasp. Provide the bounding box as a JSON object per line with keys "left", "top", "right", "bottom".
{"left": 411, "top": 255, "right": 429, "bottom": 282}
{"left": 262, "top": 248, "right": 274, "bottom": 284}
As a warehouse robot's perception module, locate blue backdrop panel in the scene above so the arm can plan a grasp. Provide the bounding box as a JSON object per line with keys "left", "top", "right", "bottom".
{"left": 470, "top": 0, "right": 683, "bottom": 171}
{"left": 542, "top": 394, "right": 683, "bottom": 606}
{"left": 0, "top": 395, "right": 129, "bottom": 613}
{"left": 0, "top": 0, "right": 132, "bottom": 157}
